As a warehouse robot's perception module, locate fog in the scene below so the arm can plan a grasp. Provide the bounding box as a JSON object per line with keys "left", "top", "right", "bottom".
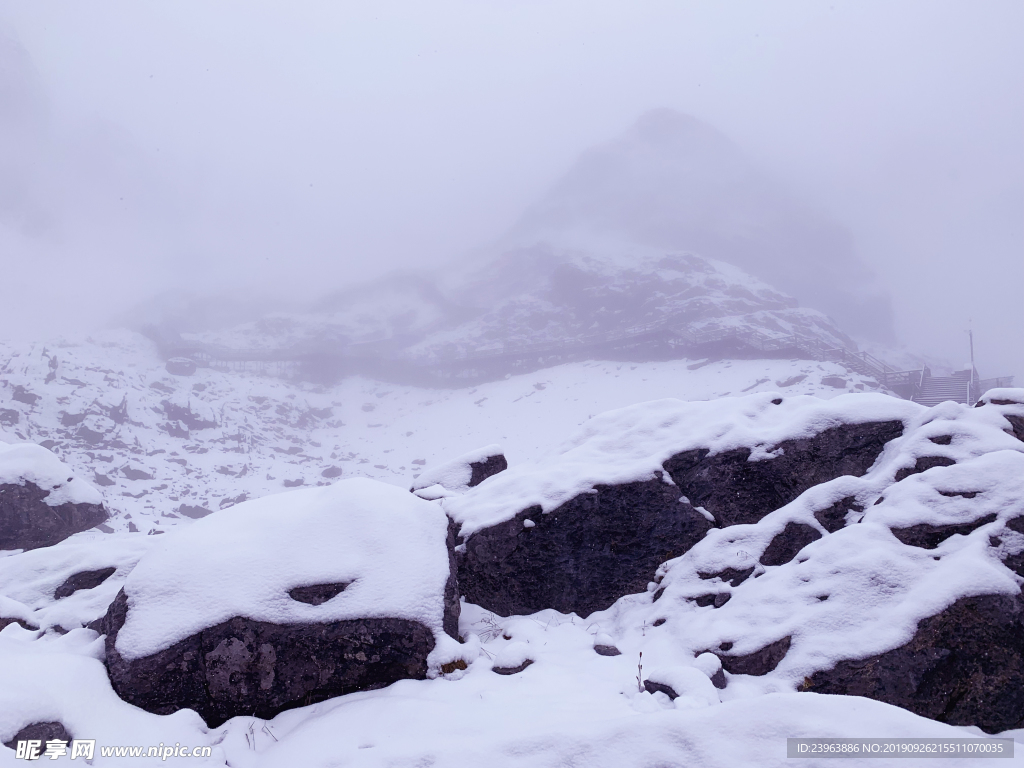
{"left": 1, "top": 1, "right": 1021, "bottom": 379}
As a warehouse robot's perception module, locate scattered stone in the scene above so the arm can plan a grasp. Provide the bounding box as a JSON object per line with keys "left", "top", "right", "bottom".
{"left": 321, "top": 466, "right": 343, "bottom": 479}
{"left": 11, "top": 386, "right": 41, "bottom": 406}
{"left": 492, "top": 660, "right": 533, "bottom": 676}
{"left": 54, "top": 567, "right": 117, "bottom": 600}
{"left": 594, "top": 645, "right": 621, "bottom": 657}
{"left": 175, "top": 504, "right": 213, "bottom": 519}
{"left": 821, "top": 376, "right": 847, "bottom": 389}
{"left": 3, "top": 722, "right": 72, "bottom": 750}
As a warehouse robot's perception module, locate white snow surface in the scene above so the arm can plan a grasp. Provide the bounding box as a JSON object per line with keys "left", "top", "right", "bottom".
{"left": 0, "top": 442, "right": 101, "bottom": 507}
{"left": 444, "top": 391, "right": 921, "bottom": 538}
{"left": 115, "top": 478, "right": 456, "bottom": 661}
{"left": 0, "top": 533, "right": 156, "bottom": 632}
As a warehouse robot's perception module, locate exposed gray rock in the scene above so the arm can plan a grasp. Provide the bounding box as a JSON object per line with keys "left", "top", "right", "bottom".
{"left": 894, "top": 456, "right": 957, "bottom": 483}
{"left": 697, "top": 566, "right": 754, "bottom": 587}
{"left": 102, "top": 590, "right": 442, "bottom": 727}
{"left": 890, "top": 513, "right": 997, "bottom": 550}
{"left": 492, "top": 660, "right": 533, "bottom": 675}
{"left": 594, "top": 644, "right": 621, "bottom": 657}
{"left": 468, "top": 453, "right": 508, "bottom": 487}
{"left": 718, "top": 636, "right": 792, "bottom": 676}
{"left": 806, "top": 593, "right": 1024, "bottom": 734}
{"left": 760, "top": 523, "right": 822, "bottom": 566}
{"left": 663, "top": 420, "right": 904, "bottom": 528}
{"left": 458, "top": 476, "right": 713, "bottom": 617}
{"left": 0, "top": 481, "right": 108, "bottom": 551}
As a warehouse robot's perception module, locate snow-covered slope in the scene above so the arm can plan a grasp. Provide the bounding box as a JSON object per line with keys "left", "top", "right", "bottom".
{"left": 1, "top": 380, "right": 1022, "bottom": 766}
{"left": 1, "top": 330, "right": 874, "bottom": 532}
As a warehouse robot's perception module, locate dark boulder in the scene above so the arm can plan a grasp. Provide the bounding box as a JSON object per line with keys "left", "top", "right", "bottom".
{"left": 0, "top": 481, "right": 108, "bottom": 551}
{"left": 806, "top": 593, "right": 1024, "bottom": 734}
{"left": 760, "top": 523, "right": 822, "bottom": 566}
{"left": 663, "top": 420, "right": 904, "bottom": 527}
{"left": 458, "top": 476, "right": 713, "bottom": 617}
{"left": 103, "top": 591, "right": 438, "bottom": 727}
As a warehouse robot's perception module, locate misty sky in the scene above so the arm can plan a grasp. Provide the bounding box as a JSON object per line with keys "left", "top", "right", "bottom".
{"left": 1, "top": 1, "right": 1021, "bottom": 378}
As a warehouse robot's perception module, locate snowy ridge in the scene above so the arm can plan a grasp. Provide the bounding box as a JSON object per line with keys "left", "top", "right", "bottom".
{"left": 444, "top": 392, "right": 920, "bottom": 538}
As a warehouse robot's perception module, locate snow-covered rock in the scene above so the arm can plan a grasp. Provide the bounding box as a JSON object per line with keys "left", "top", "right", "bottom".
{"left": 0, "top": 442, "right": 107, "bottom": 551}
{"left": 102, "top": 478, "right": 462, "bottom": 726}
{"left": 449, "top": 392, "right": 913, "bottom": 617}
{"left": 603, "top": 391, "right": 1024, "bottom": 733}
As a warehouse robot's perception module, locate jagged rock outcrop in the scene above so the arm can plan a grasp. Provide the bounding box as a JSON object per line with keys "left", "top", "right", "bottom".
{"left": 450, "top": 396, "right": 909, "bottom": 617}
{"left": 806, "top": 594, "right": 1024, "bottom": 734}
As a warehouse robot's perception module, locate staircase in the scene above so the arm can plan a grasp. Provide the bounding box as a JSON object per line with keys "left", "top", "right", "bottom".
{"left": 912, "top": 370, "right": 973, "bottom": 407}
